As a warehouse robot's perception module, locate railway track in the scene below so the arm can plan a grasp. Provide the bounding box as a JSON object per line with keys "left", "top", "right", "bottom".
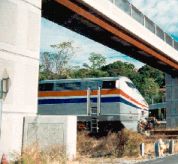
{"left": 150, "top": 129, "right": 178, "bottom": 139}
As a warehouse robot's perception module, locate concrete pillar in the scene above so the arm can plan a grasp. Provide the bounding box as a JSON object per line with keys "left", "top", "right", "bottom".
{"left": 0, "top": 0, "right": 41, "bottom": 157}
{"left": 165, "top": 74, "right": 178, "bottom": 128}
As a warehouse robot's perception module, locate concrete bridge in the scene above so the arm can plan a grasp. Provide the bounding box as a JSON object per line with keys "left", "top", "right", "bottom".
{"left": 0, "top": 0, "right": 178, "bottom": 157}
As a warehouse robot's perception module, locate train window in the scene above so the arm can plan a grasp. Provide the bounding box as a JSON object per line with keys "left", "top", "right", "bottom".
{"left": 55, "top": 83, "right": 65, "bottom": 90}
{"left": 102, "top": 81, "right": 115, "bottom": 89}
{"left": 126, "top": 82, "right": 135, "bottom": 89}
{"left": 55, "top": 82, "right": 81, "bottom": 90}
{"left": 87, "top": 81, "right": 98, "bottom": 90}
{"left": 39, "top": 83, "right": 54, "bottom": 91}
{"left": 64, "top": 82, "right": 81, "bottom": 90}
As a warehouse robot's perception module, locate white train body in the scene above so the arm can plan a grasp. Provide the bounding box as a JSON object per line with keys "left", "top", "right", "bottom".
{"left": 38, "top": 76, "right": 148, "bottom": 131}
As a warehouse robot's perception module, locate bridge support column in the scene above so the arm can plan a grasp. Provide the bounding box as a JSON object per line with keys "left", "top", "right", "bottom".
{"left": 165, "top": 74, "right": 178, "bottom": 128}
{"left": 0, "top": 0, "right": 41, "bottom": 157}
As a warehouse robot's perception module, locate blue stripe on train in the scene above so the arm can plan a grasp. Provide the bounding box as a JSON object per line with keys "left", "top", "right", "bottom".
{"left": 38, "top": 97, "right": 141, "bottom": 109}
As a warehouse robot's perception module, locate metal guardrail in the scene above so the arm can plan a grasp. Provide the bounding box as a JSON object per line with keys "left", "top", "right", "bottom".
{"left": 109, "top": 0, "right": 178, "bottom": 51}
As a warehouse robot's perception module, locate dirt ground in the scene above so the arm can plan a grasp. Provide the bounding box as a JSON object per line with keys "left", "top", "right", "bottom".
{"left": 67, "top": 157, "right": 145, "bottom": 164}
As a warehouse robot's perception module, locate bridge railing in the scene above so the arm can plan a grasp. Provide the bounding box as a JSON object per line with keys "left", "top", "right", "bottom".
{"left": 109, "top": 0, "right": 178, "bottom": 51}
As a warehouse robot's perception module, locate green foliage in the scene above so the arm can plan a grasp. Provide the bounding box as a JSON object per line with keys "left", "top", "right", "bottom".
{"left": 140, "top": 78, "right": 160, "bottom": 104}
{"left": 88, "top": 52, "right": 106, "bottom": 70}
{"left": 71, "top": 68, "right": 108, "bottom": 78}
{"left": 71, "top": 53, "right": 107, "bottom": 78}
{"left": 137, "top": 65, "right": 165, "bottom": 104}
{"left": 138, "top": 65, "right": 165, "bottom": 87}
{"left": 101, "top": 61, "right": 137, "bottom": 79}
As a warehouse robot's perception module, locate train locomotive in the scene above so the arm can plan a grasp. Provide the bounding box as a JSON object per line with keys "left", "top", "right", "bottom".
{"left": 38, "top": 76, "right": 148, "bottom": 132}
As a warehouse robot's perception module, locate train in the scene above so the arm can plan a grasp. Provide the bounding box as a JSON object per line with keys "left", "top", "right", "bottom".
{"left": 38, "top": 76, "right": 149, "bottom": 133}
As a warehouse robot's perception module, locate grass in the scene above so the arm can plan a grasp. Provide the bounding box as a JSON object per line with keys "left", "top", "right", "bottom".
{"left": 11, "top": 144, "right": 66, "bottom": 164}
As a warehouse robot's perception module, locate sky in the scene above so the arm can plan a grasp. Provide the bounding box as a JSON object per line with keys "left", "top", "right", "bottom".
{"left": 129, "top": 0, "right": 178, "bottom": 37}
{"left": 40, "top": 0, "right": 178, "bottom": 69}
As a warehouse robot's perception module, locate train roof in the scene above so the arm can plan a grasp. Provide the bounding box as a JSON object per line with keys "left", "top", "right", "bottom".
{"left": 39, "top": 76, "right": 130, "bottom": 84}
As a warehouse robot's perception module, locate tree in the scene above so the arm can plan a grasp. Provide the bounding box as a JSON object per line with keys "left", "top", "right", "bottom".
{"left": 138, "top": 65, "right": 165, "bottom": 87}
{"left": 40, "top": 52, "right": 53, "bottom": 72}
{"left": 101, "top": 61, "right": 137, "bottom": 79}
{"left": 87, "top": 52, "right": 106, "bottom": 70}
{"left": 71, "top": 68, "right": 108, "bottom": 78}
{"left": 40, "top": 41, "right": 75, "bottom": 80}
{"left": 137, "top": 65, "right": 165, "bottom": 103}
{"left": 140, "top": 78, "right": 160, "bottom": 104}
{"left": 50, "top": 41, "right": 74, "bottom": 76}
{"left": 76, "top": 52, "right": 107, "bottom": 78}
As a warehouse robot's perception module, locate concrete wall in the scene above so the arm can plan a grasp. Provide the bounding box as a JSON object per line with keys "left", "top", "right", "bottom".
{"left": 0, "top": 0, "right": 41, "bottom": 156}
{"left": 23, "top": 116, "right": 77, "bottom": 160}
{"left": 165, "top": 74, "right": 178, "bottom": 128}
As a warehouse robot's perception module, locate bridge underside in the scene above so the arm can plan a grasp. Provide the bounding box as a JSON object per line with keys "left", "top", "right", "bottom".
{"left": 42, "top": 0, "right": 178, "bottom": 75}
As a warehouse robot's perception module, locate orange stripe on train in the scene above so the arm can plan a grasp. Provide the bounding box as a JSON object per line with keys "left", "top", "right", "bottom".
{"left": 38, "top": 89, "right": 147, "bottom": 109}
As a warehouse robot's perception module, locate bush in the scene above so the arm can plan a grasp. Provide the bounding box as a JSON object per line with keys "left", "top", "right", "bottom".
{"left": 117, "top": 129, "right": 144, "bottom": 157}
{"left": 77, "top": 129, "right": 144, "bottom": 158}
{"left": 77, "top": 132, "right": 99, "bottom": 156}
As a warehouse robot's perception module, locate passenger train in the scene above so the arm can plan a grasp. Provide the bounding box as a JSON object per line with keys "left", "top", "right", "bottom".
{"left": 38, "top": 76, "right": 148, "bottom": 132}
